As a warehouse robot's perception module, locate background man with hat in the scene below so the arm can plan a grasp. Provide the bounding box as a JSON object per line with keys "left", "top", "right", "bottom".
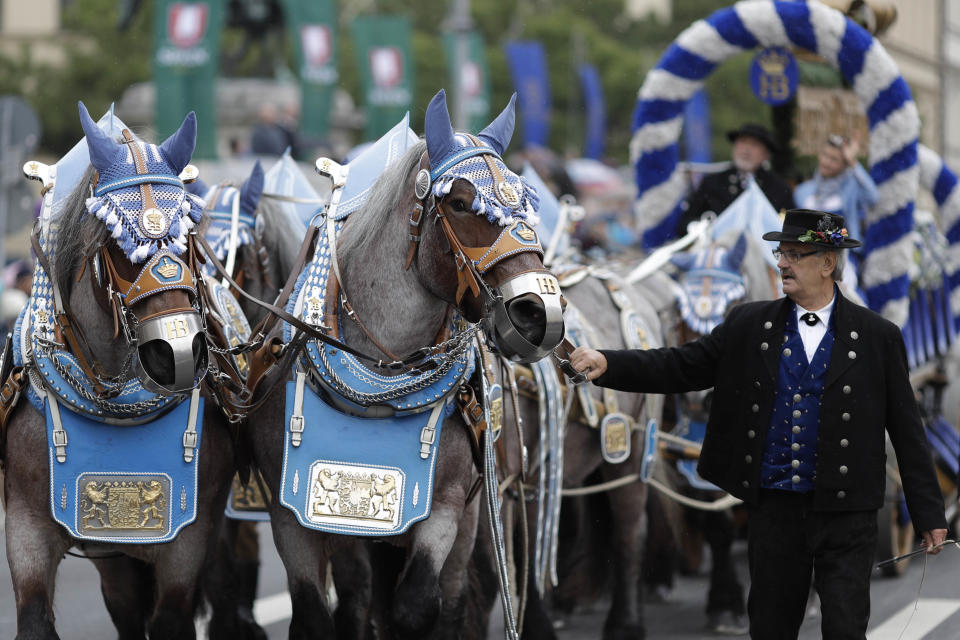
{"left": 676, "top": 123, "right": 795, "bottom": 237}
{"left": 794, "top": 132, "right": 877, "bottom": 292}
{"left": 570, "top": 209, "right": 947, "bottom": 639}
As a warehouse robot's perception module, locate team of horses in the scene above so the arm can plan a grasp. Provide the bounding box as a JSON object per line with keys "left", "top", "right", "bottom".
{"left": 3, "top": 94, "right": 955, "bottom": 640}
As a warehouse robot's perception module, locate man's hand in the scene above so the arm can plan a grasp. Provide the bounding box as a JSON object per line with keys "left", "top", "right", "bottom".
{"left": 921, "top": 528, "right": 948, "bottom": 554}
{"left": 569, "top": 347, "right": 607, "bottom": 382}
{"left": 843, "top": 132, "right": 861, "bottom": 167}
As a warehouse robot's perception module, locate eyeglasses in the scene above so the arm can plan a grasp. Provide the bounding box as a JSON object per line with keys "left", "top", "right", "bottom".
{"left": 772, "top": 248, "right": 822, "bottom": 264}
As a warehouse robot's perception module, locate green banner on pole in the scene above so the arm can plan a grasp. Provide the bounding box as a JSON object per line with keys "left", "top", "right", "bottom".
{"left": 283, "top": 0, "right": 337, "bottom": 140}
{"left": 153, "top": 1, "right": 224, "bottom": 159}
{"left": 351, "top": 16, "right": 414, "bottom": 140}
{"left": 443, "top": 32, "right": 490, "bottom": 133}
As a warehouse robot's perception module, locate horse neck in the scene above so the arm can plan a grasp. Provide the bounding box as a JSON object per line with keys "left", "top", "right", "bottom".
{"left": 237, "top": 244, "right": 273, "bottom": 326}
{"left": 65, "top": 272, "right": 132, "bottom": 377}
{"left": 338, "top": 208, "right": 448, "bottom": 361}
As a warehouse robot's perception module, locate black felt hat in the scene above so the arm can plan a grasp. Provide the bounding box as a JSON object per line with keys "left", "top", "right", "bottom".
{"left": 762, "top": 209, "right": 862, "bottom": 249}
{"left": 726, "top": 123, "right": 779, "bottom": 154}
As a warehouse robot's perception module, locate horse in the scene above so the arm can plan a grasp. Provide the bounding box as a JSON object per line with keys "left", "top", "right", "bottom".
{"left": 241, "top": 89, "right": 563, "bottom": 639}
{"left": 183, "top": 159, "right": 307, "bottom": 640}
{"left": 2, "top": 103, "right": 236, "bottom": 640}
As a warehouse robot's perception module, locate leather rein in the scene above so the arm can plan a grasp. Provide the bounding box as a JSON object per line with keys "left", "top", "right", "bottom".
{"left": 200, "top": 149, "right": 545, "bottom": 420}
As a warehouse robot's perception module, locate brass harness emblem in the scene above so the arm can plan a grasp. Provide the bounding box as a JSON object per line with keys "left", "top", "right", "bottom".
{"left": 80, "top": 479, "right": 166, "bottom": 531}
{"left": 309, "top": 467, "right": 400, "bottom": 526}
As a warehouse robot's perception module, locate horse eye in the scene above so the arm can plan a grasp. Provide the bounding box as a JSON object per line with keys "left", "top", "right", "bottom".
{"left": 451, "top": 199, "right": 469, "bottom": 213}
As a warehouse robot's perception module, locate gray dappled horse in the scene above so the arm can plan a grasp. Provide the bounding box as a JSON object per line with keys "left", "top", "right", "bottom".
{"left": 3, "top": 106, "right": 236, "bottom": 640}
{"left": 636, "top": 232, "right": 768, "bottom": 635}
{"left": 245, "top": 91, "right": 562, "bottom": 639}
{"left": 188, "top": 162, "right": 305, "bottom": 640}
{"left": 465, "top": 267, "right": 662, "bottom": 640}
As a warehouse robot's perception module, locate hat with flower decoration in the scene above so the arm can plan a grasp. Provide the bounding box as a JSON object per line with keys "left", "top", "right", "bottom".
{"left": 78, "top": 101, "right": 205, "bottom": 263}
{"left": 762, "top": 208, "right": 861, "bottom": 249}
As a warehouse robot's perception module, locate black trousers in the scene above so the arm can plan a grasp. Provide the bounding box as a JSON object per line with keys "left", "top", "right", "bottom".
{"left": 747, "top": 490, "right": 878, "bottom": 640}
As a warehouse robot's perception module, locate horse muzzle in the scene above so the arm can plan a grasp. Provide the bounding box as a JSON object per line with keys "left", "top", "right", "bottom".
{"left": 134, "top": 310, "right": 207, "bottom": 396}
{"left": 485, "top": 271, "right": 564, "bottom": 363}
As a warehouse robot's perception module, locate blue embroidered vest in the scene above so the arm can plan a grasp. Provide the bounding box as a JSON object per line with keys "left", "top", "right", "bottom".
{"left": 761, "top": 308, "right": 834, "bottom": 492}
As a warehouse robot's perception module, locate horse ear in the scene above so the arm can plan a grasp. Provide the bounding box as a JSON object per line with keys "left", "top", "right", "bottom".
{"left": 425, "top": 89, "right": 456, "bottom": 172}
{"left": 477, "top": 93, "right": 517, "bottom": 155}
{"left": 727, "top": 233, "right": 748, "bottom": 272}
{"left": 240, "top": 160, "right": 264, "bottom": 215}
{"left": 158, "top": 111, "right": 197, "bottom": 174}
{"left": 78, "top": 101, "right": 121, "bottom": 173}
{"left": 670, "top": 252, "right": 696, "bottom": 271}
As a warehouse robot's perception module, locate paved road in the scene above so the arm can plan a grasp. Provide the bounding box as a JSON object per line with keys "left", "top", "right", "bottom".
{"left": 1, "top": 514, "right": 958, "bottom": 639}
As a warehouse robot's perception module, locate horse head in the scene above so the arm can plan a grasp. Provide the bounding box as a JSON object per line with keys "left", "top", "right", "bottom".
{"left": 74, "top": 101, "right": 207, "bottom": 396}
{"left": 409, "top": 89, "right": 564, "bottom": 362}
{"left": 669, "top": 233, "right": 748, "bottom": 341}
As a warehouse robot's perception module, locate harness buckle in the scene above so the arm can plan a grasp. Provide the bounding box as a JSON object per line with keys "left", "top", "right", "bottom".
{"left": 182, "top": 430, "right": 197, "bottom": 449}
{"left": 289, "top": 415, "right": 304, "bottom": 447}
{"left": 419, "top": 425, "right": 436, "bottom": 459}
{"left": 52, "top": 428, "right": 68, "bottom": 448}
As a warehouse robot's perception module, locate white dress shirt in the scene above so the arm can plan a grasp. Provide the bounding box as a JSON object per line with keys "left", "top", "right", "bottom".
{"left": 796, "top": 295, "right": 835, "bottom": 362}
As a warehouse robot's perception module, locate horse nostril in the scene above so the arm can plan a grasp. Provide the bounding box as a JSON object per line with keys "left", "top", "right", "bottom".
{"left": 192, "top": 334, "right": 207, "bottom": 371}
{"left": 506, "top": 294, "right": 546, "bottom": 344}
{"left": 138, "top": 340, "right": 176, "bottom": 387}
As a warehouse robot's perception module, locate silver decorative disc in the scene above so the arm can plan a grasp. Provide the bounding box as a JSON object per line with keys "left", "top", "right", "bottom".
{"left": 415, "top": 169, "right": 431, "bottom": 200}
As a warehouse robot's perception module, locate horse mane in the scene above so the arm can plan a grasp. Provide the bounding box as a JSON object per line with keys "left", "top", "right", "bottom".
{"left": 55, "top": 166, "right": 110, "bottom": 298}
{"left": 337, "top": 141, "right": 426, "bottom": 258}
{"left": 256, "top": 195, "right": 306, "bottom": 285}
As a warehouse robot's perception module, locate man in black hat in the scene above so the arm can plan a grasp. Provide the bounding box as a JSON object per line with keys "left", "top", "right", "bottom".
{"left": 676, "top": 123, "right": 795, "bottom": 237}
{"left": 569, "top": 209, "right": 948, "bottom": 639}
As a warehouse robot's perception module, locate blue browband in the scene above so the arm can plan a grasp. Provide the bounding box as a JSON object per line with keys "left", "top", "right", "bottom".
{"left": 94, "top": 174, "right": 185, "bottom": 197}
{"left": 429, "top": 146, "right": 501, "bottom": 181}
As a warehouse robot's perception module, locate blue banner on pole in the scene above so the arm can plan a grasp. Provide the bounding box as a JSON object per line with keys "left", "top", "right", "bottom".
{"left": 682, "top": 89, "right": 712, "bottom": 164}
{"left": 578, "top": 64, "right": 605, "bottom": 160}
{"left": 505, "top": 41, "right": 551, "bottom": 147}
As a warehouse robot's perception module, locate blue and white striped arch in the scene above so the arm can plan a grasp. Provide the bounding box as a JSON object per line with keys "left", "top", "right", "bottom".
{"left": 631, "top": 0, "right": 919, "bottom": 326}
{"left": 918, "top": 144, "right": 960, "bottom": 329}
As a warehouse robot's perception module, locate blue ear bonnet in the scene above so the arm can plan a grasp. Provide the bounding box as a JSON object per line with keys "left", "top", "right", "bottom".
{"left": 79, "top": 102, "right": 204, "bottom": 263}
{"left": 424, "top": 90, "right": 539, "bottom": 226}
{"left": 199, "top": 162, "right": 264, "bottom": 263}
{"left": 673, "top": 242, "right": 747, "bottom": 335}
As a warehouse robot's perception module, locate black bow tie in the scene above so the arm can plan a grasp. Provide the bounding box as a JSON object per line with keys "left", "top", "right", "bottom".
{"left": 801, "top": 312, "right": 819, "bottom": 326}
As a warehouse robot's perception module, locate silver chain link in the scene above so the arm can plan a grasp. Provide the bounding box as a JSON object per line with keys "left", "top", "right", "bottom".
{"left": 314, "top": 324, "right": 479, "bottom": 406}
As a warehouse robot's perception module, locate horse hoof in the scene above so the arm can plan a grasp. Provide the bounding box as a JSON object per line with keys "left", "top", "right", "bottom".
{"left": 707, "top": 611, "right": 748, "bottom": 636}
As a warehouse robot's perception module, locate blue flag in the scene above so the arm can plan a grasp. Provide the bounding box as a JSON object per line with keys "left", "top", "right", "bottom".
{"left": 578, "top": 64, "right": 606, "bottom": 159}
{"left": 683, "top": 89, "right": 712, "bottom": 163}
{"left": 505, "top": 41, "right": 551, "bottom": 146}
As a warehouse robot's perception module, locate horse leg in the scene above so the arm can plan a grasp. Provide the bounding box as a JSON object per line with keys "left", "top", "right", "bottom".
{"left": 204, "top": 519, "right": 267, "bottom": 640}
{"left": 5, "top": 500, "right": 71, "bottom": 640}
{"left": 91, "top": 555, "right": 153, "bottom": 640}
{"left": 703, "top": 508, "right": 747, "bottom": 634}
{"left": 434, "top": 496, "right": 479, "bottom": 639}
{"left": 390, "top": 503, "right": 463, "bottom": 639}
{"left": 641, "top": 488, "right": 677, "bottom": 602}
{"left": 601, "top": 472, "right": 648, "bottom": 640}
{"left": 4, "top": 412, "right": 72, "bottom": 640}
{"left": 330, "top": 540, "right": 374, "bottom": 640}
{"left": 270, "top": 509, "right": 336, "bottom": 640}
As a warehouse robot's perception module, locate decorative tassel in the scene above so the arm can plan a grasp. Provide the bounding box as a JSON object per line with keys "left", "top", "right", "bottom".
{"left": 130, "top": 243, "right": 150, "bottom": 263}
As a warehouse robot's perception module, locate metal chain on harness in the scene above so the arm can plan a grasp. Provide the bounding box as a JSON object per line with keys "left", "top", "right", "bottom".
{"left": 314, "top": 323, "right": 480, "bottom": 406}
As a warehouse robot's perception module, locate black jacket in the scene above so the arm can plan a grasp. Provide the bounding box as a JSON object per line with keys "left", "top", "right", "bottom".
{"left": 596, "top": 291, "right": 947, "bottom": 533}
{"left": 676, "top": 166, "right": 795, "bottom": 236}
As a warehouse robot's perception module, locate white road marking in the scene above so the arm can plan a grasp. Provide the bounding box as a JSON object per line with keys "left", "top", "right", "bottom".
{"left": 253, "top": 591, "right": 293, "bottom": 627}
{"left": 195, "top": 592, "right": 292, "bottom": 639}
{"left": 867, "top": 598, "right": 960, "bottom": 639}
